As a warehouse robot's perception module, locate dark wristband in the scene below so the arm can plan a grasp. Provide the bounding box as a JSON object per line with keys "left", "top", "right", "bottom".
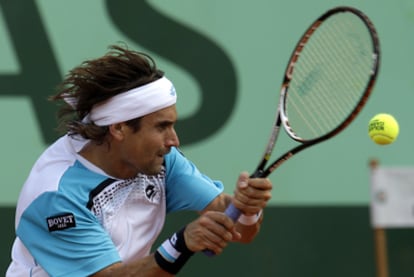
{"left": 154, "top": 226, "right": 194, "bottom": 274}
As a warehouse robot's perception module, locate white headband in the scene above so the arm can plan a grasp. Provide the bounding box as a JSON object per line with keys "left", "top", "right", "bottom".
{"left": 84, "top": 76, "right": 177, "bottom": 126}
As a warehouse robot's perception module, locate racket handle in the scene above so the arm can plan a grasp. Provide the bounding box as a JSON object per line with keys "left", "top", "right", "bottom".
{"left": 203, "top": 248, "right": 216, "bottom": 257}
{"left": 223, "top": 203, "right": 242, "bottom": 222}
{"left": 203, "top": 204, "right": 242, "bottom": 257}
{"left": 204, "top": 171, "right": 262, "bottom": 256}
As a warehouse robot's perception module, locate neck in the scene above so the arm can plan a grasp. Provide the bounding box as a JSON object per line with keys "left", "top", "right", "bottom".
{"left": 78, "top": 141, "right": 136, "bottom": 179}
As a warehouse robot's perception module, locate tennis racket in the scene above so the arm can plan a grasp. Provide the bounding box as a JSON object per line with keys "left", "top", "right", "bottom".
{"left": 204, "top": 6, "right": 380, "bottom": 256}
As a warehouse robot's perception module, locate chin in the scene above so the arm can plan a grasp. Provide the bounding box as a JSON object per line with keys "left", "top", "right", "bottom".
{"left": 143, "top": 166, "right": 163, "bottom": 176}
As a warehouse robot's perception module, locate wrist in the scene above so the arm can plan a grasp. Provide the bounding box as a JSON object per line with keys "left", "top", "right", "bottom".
{"left": 238, "top": 210, "right": 263, "bottom": 225}
{"left": 154, "top": 226, "right": 194, "bottom": 274}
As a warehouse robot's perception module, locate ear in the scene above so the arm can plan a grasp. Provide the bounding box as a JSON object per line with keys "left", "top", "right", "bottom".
{"left": 109, "top": 123, "right": 125, "bottom": 141}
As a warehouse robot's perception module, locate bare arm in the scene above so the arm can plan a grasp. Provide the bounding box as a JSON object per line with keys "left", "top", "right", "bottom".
{"left": 91, "top": 210, "right": 239, "bottom": 276}
{"left": 90, "top": 254, "right": 172, "bottom": 277}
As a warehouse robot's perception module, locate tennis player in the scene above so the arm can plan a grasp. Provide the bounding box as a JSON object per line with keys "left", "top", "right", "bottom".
{"left": 6, "top": 45, "right": 272, "bottom": 276}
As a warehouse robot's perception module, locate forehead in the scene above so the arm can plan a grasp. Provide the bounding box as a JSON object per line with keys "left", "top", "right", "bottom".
{"left": 141, "top": 105, "right": 177, "bottom": 123}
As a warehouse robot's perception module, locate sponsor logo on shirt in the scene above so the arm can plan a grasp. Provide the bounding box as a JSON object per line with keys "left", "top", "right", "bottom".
{"left": 46, "top": 213, "right": 76, "bottom": 232}
{"left": 145, "top": 184, "right": 159, "bottom": 202}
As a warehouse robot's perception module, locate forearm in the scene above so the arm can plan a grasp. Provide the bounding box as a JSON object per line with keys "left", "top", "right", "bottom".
{"left": 91, "top": 254, "right": 173, "bottom": 277}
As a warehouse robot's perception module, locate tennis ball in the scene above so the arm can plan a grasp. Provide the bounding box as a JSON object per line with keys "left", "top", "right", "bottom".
{"left": 368, "top": 113, "right": 399, "bottom": 145}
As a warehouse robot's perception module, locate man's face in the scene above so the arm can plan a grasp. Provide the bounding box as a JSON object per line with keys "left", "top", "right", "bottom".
{"left": 119, "top": 105, "right": 179, "bottom": 176}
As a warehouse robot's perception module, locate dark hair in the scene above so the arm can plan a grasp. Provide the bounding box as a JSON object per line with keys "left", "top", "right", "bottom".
{"left": 50, "top": 44, "right": 164, "bottom": 144}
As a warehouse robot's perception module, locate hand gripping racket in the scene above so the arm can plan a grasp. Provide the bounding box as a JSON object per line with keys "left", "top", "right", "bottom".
{"left": 204, "top": 6, "right": 380, "bottom": 256}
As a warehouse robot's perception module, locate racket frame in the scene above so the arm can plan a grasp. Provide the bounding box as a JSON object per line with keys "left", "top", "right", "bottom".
{"left": 257, "top": 6, "right": 380, "bottom": 178}
{"left": 204, "top": 6, "right": 380, "bottom": 257}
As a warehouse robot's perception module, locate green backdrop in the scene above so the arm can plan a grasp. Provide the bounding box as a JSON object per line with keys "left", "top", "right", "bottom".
{"left": 1, "top": 0, "right": 414, "bottom": 276}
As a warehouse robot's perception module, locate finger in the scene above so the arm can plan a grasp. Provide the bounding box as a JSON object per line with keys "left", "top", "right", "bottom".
{"left": 237, "top": 172, "right": 249, "bottom": 189}
{"left": 247, "top": 178, "right": 273, "bottom": 190}
{"left": 234, "top": 186, "right": 272, "bottom": 204}
{"left": 202, "top": 212, "right": 237, "bottom": 240}
{"left": 234, "top": 178, "right": 272, "bottom": 201}
{"left": 232, "top": 191, "right": 271, "bottom": 215}
{"left": 198, "top": 213, "right": 236, "bottom": 254}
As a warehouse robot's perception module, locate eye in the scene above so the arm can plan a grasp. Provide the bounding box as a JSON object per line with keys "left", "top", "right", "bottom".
{"left": 156, "top": 122, "right": 172, "bottom": 132}
{"left": 156, "top": 125, "right": 166, "bottom": 132}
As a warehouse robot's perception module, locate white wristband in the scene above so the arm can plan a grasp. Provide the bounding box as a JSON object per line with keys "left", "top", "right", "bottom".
{"left": 238, "top": 210, "right": 263, "bottom": 225}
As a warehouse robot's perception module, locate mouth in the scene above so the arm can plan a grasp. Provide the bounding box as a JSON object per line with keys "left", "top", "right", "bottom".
{"left": 160, "top": 148, "right": 171, "bottom": 157}
{"left": 157, "top": 152, "right": 168, "bottom": 161}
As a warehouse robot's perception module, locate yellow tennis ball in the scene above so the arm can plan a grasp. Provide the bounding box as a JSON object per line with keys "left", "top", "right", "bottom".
{"left": 368, "top": 113, "right": 399, "bottom": 145}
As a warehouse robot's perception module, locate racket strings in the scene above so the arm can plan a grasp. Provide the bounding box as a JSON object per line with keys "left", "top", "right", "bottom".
{"left": 286, "top": 12, "right": 375, "bottom": 140}
{"left": 294, "top": 19, "right": 368, "bottom": 130}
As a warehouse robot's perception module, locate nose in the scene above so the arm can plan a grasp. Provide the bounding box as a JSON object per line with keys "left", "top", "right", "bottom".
{"left": 166, "top": 128, "right": 180, "bottom": 147}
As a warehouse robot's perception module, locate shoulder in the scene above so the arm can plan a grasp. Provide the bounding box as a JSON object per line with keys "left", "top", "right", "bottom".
{"left": 163, "top": 147, "right": 191, "bottom": 173}
{"left": 164, "top": 147, "right": 185, "bottom": 162}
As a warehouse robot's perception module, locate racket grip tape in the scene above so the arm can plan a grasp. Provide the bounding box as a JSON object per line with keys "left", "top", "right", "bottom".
{"left": 223, "top": 203, "right": 242, "bottom": 222}
{"left": 202, "top": 204, "right": 242, "bottom": 257}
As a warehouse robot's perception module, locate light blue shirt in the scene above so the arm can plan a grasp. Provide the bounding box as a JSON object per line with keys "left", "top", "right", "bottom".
{"left": 13, "top": 140, "right": 223, "bottom": 276}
